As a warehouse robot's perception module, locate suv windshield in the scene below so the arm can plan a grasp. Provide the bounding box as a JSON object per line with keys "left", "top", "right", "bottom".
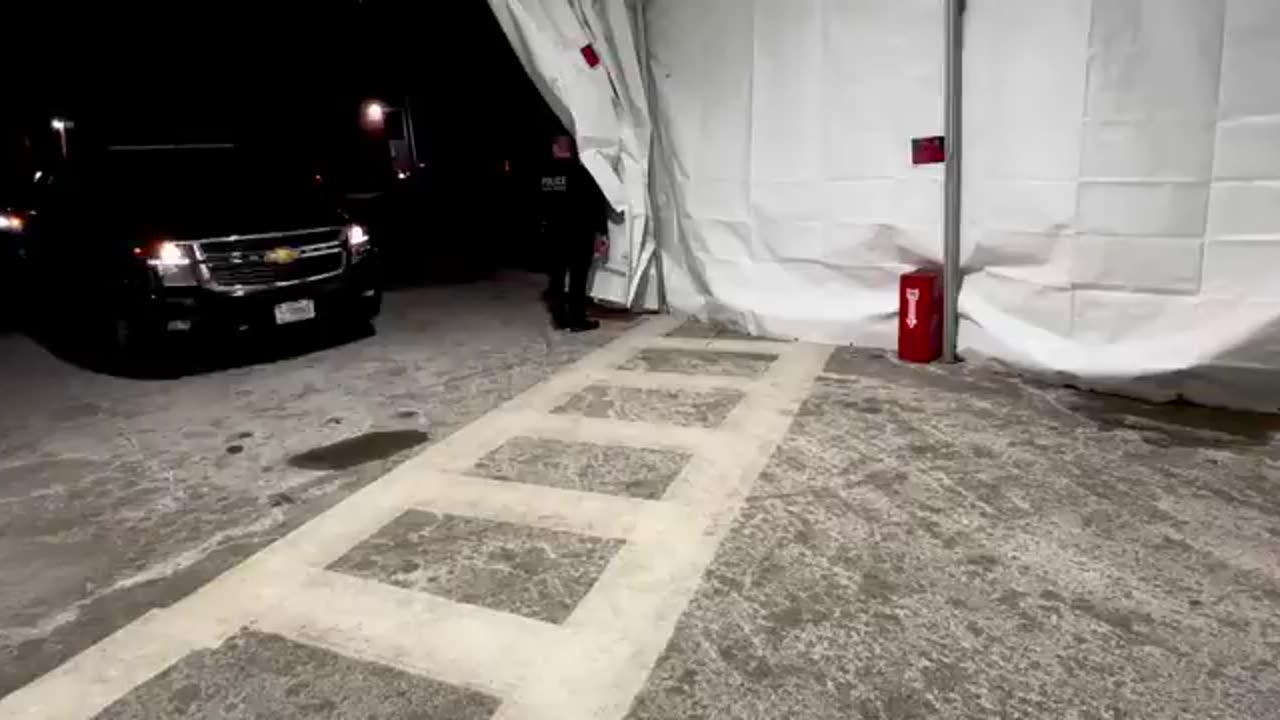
{"left": 94, "top": 145, "right": 310, "bottom": 198}
{"left": 39, "top": 143, "right": 336, "bottom": 238}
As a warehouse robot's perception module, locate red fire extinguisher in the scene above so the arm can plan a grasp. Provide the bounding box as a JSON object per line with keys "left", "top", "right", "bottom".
{"left": 899, "top": 269, "right": 942, "bottom": 363}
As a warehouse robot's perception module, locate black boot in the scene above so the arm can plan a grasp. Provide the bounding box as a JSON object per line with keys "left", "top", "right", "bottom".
{"left": 564, "top": 317, "right": 600, "bottom": 332}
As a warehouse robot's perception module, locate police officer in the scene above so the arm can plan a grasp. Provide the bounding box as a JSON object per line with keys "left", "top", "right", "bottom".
{"left": 540, "top": 134, "right": 607, "bottom": 331}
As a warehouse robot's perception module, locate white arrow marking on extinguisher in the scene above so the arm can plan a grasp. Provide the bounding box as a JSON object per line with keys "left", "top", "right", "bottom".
{"left": 905, "top": 288, "right": 920, "bottom": 329}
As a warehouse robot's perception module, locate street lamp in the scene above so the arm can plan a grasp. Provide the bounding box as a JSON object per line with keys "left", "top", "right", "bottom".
{"left": 361, "top": 100, "right": 387, "bottom": 131}
{"left": 50, "top": 117, "right": 73, "bottom": 158}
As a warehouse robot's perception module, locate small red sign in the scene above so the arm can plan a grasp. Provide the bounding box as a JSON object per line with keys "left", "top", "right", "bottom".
{"left": 581, "top": 44, "right": 601, "bottom": 68}
{"left": 912, "top": 136, "right": 946, "bottom": 165}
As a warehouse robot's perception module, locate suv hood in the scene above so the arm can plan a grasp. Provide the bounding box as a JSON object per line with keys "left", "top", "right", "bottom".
{"left": 108, "top": 186, "right": 344, "bottom": 241}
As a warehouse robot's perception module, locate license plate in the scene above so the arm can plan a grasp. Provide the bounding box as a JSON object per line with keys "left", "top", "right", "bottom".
{"left": 274, "top": 299, "right": 316, "bottom": 325}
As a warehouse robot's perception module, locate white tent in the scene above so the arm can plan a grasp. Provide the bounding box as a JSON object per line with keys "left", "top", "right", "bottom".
{"left": 490, "top": 0, "right": 1280, "bottom": 412}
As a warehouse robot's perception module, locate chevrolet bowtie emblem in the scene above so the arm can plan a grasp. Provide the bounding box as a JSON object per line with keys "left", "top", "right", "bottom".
{"left": 264, "top": 247, "right": 300, "bottom": 264}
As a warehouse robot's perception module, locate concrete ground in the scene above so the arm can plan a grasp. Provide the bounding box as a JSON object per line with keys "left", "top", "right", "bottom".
{"left": 3, "top": 286, "right": 1280, "bottom": 719}
{"left": 0, "top": 273, "right": 633, "bottom": 700}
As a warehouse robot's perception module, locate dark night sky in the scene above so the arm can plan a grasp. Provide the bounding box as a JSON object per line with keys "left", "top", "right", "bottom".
{"left": 3, "top": 1, "right": 559, "bottom": 193}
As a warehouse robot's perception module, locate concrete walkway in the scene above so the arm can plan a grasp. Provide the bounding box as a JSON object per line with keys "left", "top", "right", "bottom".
{"left": 2, "top": 316, "right": 831, "bottom": 719}
{"left": 6, "top": 315, "right": 1280, "bottom": 719}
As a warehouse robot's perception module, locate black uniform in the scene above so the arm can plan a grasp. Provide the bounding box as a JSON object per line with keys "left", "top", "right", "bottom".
{"left": 540, "top": 157, "right": 608, "bottom": 329}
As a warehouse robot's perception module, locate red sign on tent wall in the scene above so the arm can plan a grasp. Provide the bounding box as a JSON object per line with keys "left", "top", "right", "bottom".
{"left": 912, "top": 136, "right": 946, "bottom": 165}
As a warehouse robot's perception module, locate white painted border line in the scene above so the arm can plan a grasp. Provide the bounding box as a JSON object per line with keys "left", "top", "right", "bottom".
{"left": 0, "top": 605, "right": 235, "bottom": 720}
{"left": 253, "top": 569, "right": 563, "bottom": 697}
{"left": 644, "top": 336, "right": 794, "bottom": 355}
{"left": 596, "top": 369, "right": 758, "bottom": 393}
{"left": 493, "top": 342, "right": 834, "bottom": 720}
{"left": 497, "top": 316, "right": 687, "bottom": 415}
{"left": 508, "top": 411, "right": 727, "bottom": 454}
{"left": 406, "top": 472, "right": 703, "bottom": 542}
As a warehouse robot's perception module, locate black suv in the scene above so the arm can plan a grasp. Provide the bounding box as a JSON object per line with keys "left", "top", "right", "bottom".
{"left": 13, "top": 145, "right": 380, "bottom": 360}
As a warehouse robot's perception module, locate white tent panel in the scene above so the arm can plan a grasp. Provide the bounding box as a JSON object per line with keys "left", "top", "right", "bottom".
{"left": 962, "top": 0, "right": 1280, "bottom": 409}
{"left": 648, "top": 0, "right": 945, "bottom": 345}
{"left": 495, "top": 0, "right": 1280, "bottom": 409}
{"left": 643, "top": 0, "right": 1280, "bottom": 409}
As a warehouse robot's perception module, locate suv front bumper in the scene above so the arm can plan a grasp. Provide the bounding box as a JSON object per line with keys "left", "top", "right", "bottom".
{"left": 137, "top": 260, "right": 380, "bottom": 335}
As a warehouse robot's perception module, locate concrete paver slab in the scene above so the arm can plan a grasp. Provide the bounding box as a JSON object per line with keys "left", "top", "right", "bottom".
{"left": 97, "top": 630, "right": 498, "bottom": 720}
{"left": 329, "top": 511, "right": 623, "bottom": 624}
{"left": 554, "top": 385, "right": 745, "bottom": 428}
{"left": 470, "top": 437, "right": 690, "bottom": 500}
{"left": 619, "top": 349, "right": 779, "bottom": 378}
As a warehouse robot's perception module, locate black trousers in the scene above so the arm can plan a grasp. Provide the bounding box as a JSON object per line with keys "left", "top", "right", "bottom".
{"left": 545, "top": 223, "right": 595, "bottom": 323}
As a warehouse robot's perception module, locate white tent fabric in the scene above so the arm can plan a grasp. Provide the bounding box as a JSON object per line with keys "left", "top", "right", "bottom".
{"left": 647, "top": 0, "right": 945, "bottom": 348}
{"left": 492, "top": 0, "right": 1280, "bottom": 410}
{"left": 487, "top": 0, "right": 658, "bottom": 308}
{"left": 960, "top": 0, "right": 1280, "bottom": 410}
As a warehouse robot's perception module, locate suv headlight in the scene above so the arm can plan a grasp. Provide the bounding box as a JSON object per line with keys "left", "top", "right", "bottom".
{"left": 150, "top": 241, "right": 191, "bottom": 266}
{"left": 0, "top": 213, "right": 25, "bottom": 233}
{"left": 346, "top": 224, "right": 372, "bottom": 260}
{"left": 139, "top": 240, "right": 199, "bottom": 286}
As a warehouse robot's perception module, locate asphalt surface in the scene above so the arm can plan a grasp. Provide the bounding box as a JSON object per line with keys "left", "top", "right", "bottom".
{"left": 0, "top": 273, "right": 633, "bottom": 699}
{"left": 4, "top": 289, "right": 1280, "bottom": 719}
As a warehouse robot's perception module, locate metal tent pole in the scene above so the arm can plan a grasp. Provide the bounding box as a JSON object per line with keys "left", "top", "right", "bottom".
{"left": 942, "top": 0, "right": 965, "bottom": 363}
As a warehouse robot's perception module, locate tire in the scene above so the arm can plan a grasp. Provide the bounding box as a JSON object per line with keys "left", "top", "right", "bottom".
{"left": 109, "top": 315, "right": 164, "bottom": 376}
{"left": 331, "top": 294, "right": 380, "bottom": 341}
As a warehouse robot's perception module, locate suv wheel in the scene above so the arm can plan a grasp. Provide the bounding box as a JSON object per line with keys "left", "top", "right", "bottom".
{"left": 110, "top": 316, "right": 162, "bottom": 374}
